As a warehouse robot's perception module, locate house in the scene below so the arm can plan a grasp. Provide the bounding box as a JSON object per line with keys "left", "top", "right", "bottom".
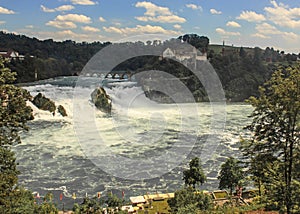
{"left": 0, "top": 50, "right": 25, "bottom": 62}
{"left": 162, "top": 46, "right": 207, "bottom": 62}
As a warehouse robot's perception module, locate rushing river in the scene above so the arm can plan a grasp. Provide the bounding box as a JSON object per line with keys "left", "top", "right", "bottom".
{"left": 15, "top": 76, "right": 253, "bottom": 208}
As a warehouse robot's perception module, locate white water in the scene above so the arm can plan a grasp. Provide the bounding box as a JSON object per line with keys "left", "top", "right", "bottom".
{"left": 15, "top": 77, "right": 253, "bottom": 208}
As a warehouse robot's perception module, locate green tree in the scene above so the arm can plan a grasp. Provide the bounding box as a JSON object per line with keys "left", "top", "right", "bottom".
{"left": 35, "top": 192, "right": 58, "bottom": 214}
{"left": 0, "top": 57, "right": 34, "bottom": 212}
{"left": 183, "top": 157, "right": 206, "bottom": 189}
{"left": 242, "top": 65, "right": 300, "bottom": 214}
{"left": 168, "top": 187, "right": 213, "bottom": 214}
{"left": 218, "top": 157, "right": 244, "bottom": 195}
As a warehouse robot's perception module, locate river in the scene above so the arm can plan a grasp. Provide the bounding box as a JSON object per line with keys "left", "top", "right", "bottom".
{"left": 15, "top": 76, "right": 253, "bottom": 208}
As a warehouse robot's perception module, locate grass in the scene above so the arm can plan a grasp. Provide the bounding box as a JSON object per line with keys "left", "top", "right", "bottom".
{"left": 137, "top": 199, "right": 171, "bottom": 214}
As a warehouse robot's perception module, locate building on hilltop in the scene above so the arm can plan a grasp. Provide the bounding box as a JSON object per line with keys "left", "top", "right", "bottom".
{"left": 0, "top": 50, "right": 25, "bottom": 62}
{"left": 162, "top": 46, "right": 207, "bottom": 62}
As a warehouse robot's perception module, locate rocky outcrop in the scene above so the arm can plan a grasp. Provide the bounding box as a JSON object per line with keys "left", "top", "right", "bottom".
{"left": 32, "top": 93, "right": 67, "bottom": 117}
{"left": 57, "top": 105, "right": 67, "bottom": 117}
{"left": 91, "top": 87, "right": 112, "bottom": 114}
{"left": 32, "top": 93, "right": 56, "bottom": 114}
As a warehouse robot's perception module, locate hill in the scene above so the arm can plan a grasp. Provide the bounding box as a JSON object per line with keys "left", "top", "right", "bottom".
{"left": 0, "top": 31, "right": 299, "bottom": 101}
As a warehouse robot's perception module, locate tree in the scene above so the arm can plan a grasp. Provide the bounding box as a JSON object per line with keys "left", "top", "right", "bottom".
{"left": 0, "top": 57, "right": 34, "bottom": 212}
{"left": 242, "top": 65, "right": 300, "bottom": 214}
{"left": 183, "top": 157, "right": 206, "bottom": 189}
{"left": 167, "top": 187, "right": 213, "bottom": 214}
{"left": 178, "top": 34, "right": 209, "bottom": 53}
{"left": 218, "top": 157, "right": 244, "bottom": 195}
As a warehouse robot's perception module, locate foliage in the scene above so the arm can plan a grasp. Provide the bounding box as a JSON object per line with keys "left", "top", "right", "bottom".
{"left": 168, "top": 187, "right": 213, "bottom": 213}
{"left": 183, "top": 157, "right": 206, "bottom": 189}
{"left": 0, "top": 31, "right": 110, "bottom": 82}
{"left": 0, "top": 57, "right": 34, "bottom": 212}
{"left": 218, "top": 157, "right": 244, "bottom": 195}
{"left": 241, "top": 64, "right": 300, "bottom": 214}
{"left": 35, "top": 192, "right": 58, "bottom": 214}
{"left": 73, "top": 193, "right": 125, "bottom": 214}
{"left": 178, "top": 34, "right": 209, "bottom": 53}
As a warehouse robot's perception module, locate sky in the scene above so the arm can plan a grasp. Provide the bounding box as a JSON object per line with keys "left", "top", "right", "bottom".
{"left": 0, "top": 0, "right": 300, "bottom": 53}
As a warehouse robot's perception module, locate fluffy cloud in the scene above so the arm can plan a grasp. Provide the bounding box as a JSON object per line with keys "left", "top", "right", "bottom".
{"left": 226, "top": 21, "right": 241, "bottom": 28}
{"left": 135, "top": 1, "right": 172, "bottom": 16}
{"left": 254, "top": 22, "right": 299, "bottom": 41}
{"left": 0, "top": 6, "right": 15, "bottom": 14}
{"left": 81, "top": 26, "right": 100, "bottom": 32}
{"left": 173, "top": 24, "right": 182, "bottom": 29}
{"left": 46, "top": 13, "right": 91, "bottom": 29}
{"left": 135, "top": 1, "right": 186, "bottom": 23}
{"left": 216, "top": 28, "right": 240, "bottom": 36}
{"left": 99, "top": 17, "right": 106, "bottom": 22}
{"left": 251, "top": 33, "right": 271, "bottom": 39}
{"left": 210, "top": 9, "right": 222, "bottom": 15}
{"left": 41, "top": 5, "right": 74, "bottom": 13}
{"left": 255, "top": 23, "right": 281, "bottom": 35}
{"left": 186, "top": 4, "right": 202, "bottom": 11}
{"left": 56, "top": 14, "right": 91, "bottom": 23}
{"left": 264, "top": 0, "right": 300, "bottom": 28}
{"left": 70, "top": 0, "right": 97, "bottom": 5}
{"left": 135, "top": 15, "right": 186, "bottom": 23}
{"left": 237, "top": 11, "right": 266, "bottom": 22}
{"left": 46, "top": 20, "right": 77, "bottom": 29}
{"left": 103, "top": 24, "right": 179, "bottom": 35}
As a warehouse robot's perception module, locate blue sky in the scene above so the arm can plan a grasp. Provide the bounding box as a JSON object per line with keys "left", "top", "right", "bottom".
{"left": 0, "top": 0, "right": 300, "bottom": 53}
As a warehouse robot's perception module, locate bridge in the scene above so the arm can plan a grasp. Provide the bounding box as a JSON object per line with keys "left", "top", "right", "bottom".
{"left": 82, "top": 70, "right": 135, "bottom": 80}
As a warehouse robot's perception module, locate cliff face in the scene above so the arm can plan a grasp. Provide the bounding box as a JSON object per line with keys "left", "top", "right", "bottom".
{"left": 91, "top": 87, "right": 112, "bottom": 114}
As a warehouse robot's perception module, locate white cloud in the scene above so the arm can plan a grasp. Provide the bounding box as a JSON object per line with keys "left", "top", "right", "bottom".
{"left": 46, "top": 14, "right": 91, "bottom": 29}
{"left": 135, "top": 1, "right": 186, "bottom": 23}
{"left": 99, "top": 16, "right": 106, "bottom": 22}
{"left": 135, "top": 1, "right": 172, "bottom": 16}
{"left": 0, "top": 21, "right": 6, "bottom": 25}
{"left": 210, "top": 9, "right": 222, "bottom": 15}
{"left": 251, "top": 33, "right": 270, "bottom": 39}
{"left": 254, "top": 22, "right": 299, "bottom": 42}
{"left": 56, "top": 14, "right": 92, "bottom": 23}
{"left": 173, "top": 24, "right": 182, "bottom": 29}
{"left": 41, "top": 4, "right": 74, "bottom": 13}
{"left": 135, "top": 15, "right": 186, "bottom": 23}
{"left": 103, "top": 26, "right": 123, "bottom": 34}
{"left": 41, "top": 5, "right": 55, "bottom": 13}
{"left": 25, "top": 25, "right": 34, "bottom": 29}
{"left": 237, "top": 11, "right": 266, "bottom": 22}
{"left": 103, "top": 24, "right": 179, "bottom": 35}
{"left": 264, "top": 0, "right": 300, "bottom": 28}
{"left": 0, "top": 6, "right": 15, "bottom": 14}
{"left": 255, "top": 23, "right": 280, "bottom": 35}
{"left": 226, "top": 21, "right": 241, "bottom": 28}
{"left": 216, "top": 28, "right": 240, "bottom": 36}
{"left": 81, "top": 26, "right": 100, "bottom": 32}
{"left": 70, "top": 0, "right": 97, "bottom": 5}
{"left": 56, "top": 5, "right": 75, "bottom": 11}
{"left": 186, "top": 4, "right": 202, "bottom": 11}
{"left": 46, "top": 20, "right": 77, "bottom": 29}
{"left": 36, "top": 30, "right": 103, "bottom": 42}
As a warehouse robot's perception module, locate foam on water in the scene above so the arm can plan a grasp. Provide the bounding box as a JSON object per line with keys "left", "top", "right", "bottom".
{"left": 15, "top": 77, "right": 253, "bottom": 208}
